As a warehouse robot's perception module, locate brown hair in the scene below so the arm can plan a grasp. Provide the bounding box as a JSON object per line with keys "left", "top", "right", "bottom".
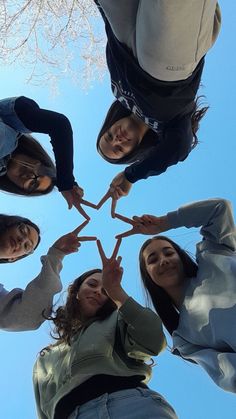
{"left": 0, "top": 134, "right": 56, "bottom": 196}
{"left": 46, "top": 269, "right": 117, "bottom": 347}
{"left": 0, "top": 214, "right": 40, "bottom": 263}
{"left": 139, "top": 236, "right": 198, "bottom": 335}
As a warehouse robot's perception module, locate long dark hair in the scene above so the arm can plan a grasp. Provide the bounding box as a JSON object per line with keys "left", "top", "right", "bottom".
{"left": 0, "top": 134, "right": 56, "bottom": 196}
{"left": 46, "top": 269, "right": 117, "bottom": 347}
{"left": 139, "top": 236, "right": 198, "bottom": 335}
{"left": 97, "top": 98, "right": 209, "bottom": 164}
{"left": 0, "top": 214, "right": 40, "bottom": 263}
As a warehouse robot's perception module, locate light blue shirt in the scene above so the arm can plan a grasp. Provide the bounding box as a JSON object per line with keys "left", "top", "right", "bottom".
{"left": 167, "top": 199, "right": 236, "bottom": 393}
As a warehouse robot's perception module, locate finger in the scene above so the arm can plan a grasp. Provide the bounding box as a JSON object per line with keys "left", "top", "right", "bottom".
{"left": 115, "top": 186, "right": 126, "bottom": 197}
{"left": 71, "top": 220, "right": 89, "bottom": 235}
{"left": 78, "top": 236, "right": 97, "bottom": 241}
{"left": 111, "top": 197, "right": 117, "bottom": 218}
{"left": 115, "top": 228, "right": 135, "bottom": 239}
{"left": 133, "top": 216, "right": 143, "bottom": 222}
{"left": 114, "top": 213, "right": 134, "bottom": 225}
{"left": 140, "top": 215, "right": 153, "bottom": 223}
{"left": 96, "top": 240, "right": 107, "bottom": 263}
{"left": 80, "top": 199, "right": 97, "bottom": 209}
{"left": 73, "top": 187, "right": 84, "bottom": 197}
{"left": 117, "top": 255, "right": 122, "bottom": 266}
{"left": 73, "top": 202, "right": 90, "bottom": 220}
{"left": 96, "top": 191, "right": 111, "bottom": 209}
{"left": 64, "top": 196, "right": 73, "bottom": 210}
{"left": 111, "top": 238, "right": 122, "bottom": 259}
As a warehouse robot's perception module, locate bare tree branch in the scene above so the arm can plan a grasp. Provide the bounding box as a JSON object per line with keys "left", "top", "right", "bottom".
{"left": 0, "top": 0, "right": 106, "bottom": 91}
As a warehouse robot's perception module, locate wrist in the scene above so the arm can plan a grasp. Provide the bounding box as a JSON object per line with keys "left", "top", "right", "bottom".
{"left": 107, "top": 287, "right": 129, "bottom": 308}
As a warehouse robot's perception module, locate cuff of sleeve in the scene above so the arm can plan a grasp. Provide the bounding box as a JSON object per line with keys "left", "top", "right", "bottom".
{"left": 56, "top": 178, "right": 75, "bottom": 192}
{"left": 47, "top": 246, "right": 66, "bottom": 259}
{"left": 167, "top": 210, "right": 182, "bottom": 229}
{"left": 119, "top": 297, "right": 145, "bottom": 322}
{"left": 124, "top": 168, "right": 137, "bottom": 184}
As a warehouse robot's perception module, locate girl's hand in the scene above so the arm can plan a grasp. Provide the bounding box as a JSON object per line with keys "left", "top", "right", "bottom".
{"left": 53, "top": 220, "right": 97, "bottom": 255}
{"left": 96, "top": 171, "right": 132, "bottom": 217}
{"left": 61, "top": 185, "right": 94, "bottom": 220}
{"left": 96, "top": 239, "right": 128, "bottom": 307}
{"left": 115, "top": 213, "right": 171, "bottom": 239}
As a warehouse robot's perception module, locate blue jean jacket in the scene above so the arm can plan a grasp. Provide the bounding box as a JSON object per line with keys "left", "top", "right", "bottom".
{"left": 0, "top": 97, "right": 31, "bottom": 175}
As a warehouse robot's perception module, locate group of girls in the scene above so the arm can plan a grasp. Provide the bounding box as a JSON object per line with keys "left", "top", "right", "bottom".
{"left": 1, "top": 1, "right": 235, "bottom": 419}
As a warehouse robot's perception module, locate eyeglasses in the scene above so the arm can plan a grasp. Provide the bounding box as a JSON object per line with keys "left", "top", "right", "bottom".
{"left": 11, "top": 158, "right": 41, "bottom": 193}
{"left": 23, "top": 173, "right": 41, "bottom": 193}
{"left": 17, "top": 223, "right": 35, "bottom": 254}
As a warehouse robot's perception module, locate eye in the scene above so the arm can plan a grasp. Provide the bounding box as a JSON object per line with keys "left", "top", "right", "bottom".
{"left": 19, "top": 224, "right": 28, "bottom": 237}
{"left": 24, "top": 240, "right": 34, "bottom": 254}
{"left": 107, "top": 131, "right": 112, "bottom": 140}
{"left": 147, "top": 255, "right": 158, "bottom": 265}
{"left": 87, "top": 280, "right": 97, "bottom": 287}
{"left": 164, "top": 251, "right": 175, "bottom": 257}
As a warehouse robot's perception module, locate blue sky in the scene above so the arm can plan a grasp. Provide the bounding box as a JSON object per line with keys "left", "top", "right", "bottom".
{"left": 0, "top": 3, "right": 236, "bottom": 418}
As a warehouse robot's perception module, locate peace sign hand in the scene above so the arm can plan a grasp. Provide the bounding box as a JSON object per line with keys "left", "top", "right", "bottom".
{"left": 53, "top": 220, "right": 97, "bottom": 255}
{"left": 96, "top": 239, "right": 128, "bottom": 307}
{"left": 115, "top": 213, "right": 171, "bottom": 239}
{"left": 96, "top": 171, "right": 132, "bottom": 217}
{"left": 61, "top": 185, "right": 95, "bottom": 220}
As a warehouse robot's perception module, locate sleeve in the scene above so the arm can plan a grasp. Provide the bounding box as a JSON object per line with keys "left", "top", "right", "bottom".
{"left": 33, "top": 361, "right": 49, "bottom": 419}
{"left": 124, "top": 115, "right": 193, "bottom": 183}
{"left": 172, "top": 340, "right": 236, "bottom": 393}
{"left": 118, "top": 297, "right": 166, "bottom": 361}
{"left": 14, "top": 96, "right": 75, "bottom": 191}
{"left": 0, "top": 247, "right": 64, "bottom": 331}
{"left": 167, "top": 198, "right": 236, "bottom": 251}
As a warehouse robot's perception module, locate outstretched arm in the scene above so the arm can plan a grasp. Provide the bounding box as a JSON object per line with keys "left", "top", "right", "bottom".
{"left": 0, "top": 221, "right": 96, "bottom": 331}
{"left": 14, "top": 96, "right": 94, "bottom": 218}
{"left": 124, "top": 115, "right": 193, "bottom": 183}
{"left": 167, "top": 198, "right": 236, "bottom": 250}
{"left": 15, "top": 96, "right": 75, "bottom": 192}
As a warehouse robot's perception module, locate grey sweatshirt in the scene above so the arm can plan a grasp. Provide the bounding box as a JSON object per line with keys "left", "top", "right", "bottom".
{"left": 167, "top": 198, "right": 236, "bottom": 393}
{"left": 0, "top": 247, "right": 64, "bottom": 331}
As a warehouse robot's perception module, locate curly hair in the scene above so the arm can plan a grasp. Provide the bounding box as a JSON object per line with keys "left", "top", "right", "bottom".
{"left": 139, "top": 236, "right": 198, "bottom": 336}
{"left": 0, "top": 214, "right": 40, "bottom": 263}
{"left": 96, "top": 98, "right": 209, "bottom": 164}
{"left": 44, "top": 269, "right": 117, "bottom": 348}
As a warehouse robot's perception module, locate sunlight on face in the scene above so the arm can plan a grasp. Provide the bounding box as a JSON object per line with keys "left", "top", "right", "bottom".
{"left": 142, "top": 239, "right": 185, "bottom": 291}
{"left": 76, "top": 273, "right": 108, "bottom": 320}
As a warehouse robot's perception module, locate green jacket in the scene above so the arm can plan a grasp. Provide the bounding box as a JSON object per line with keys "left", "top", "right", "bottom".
{"left": 33, "top": 297, "right": 166, "bottom": 419}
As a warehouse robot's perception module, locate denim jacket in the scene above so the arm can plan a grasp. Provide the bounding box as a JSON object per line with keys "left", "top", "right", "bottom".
{"left": 0, "top": 97, "right": 31, "bottom": 175}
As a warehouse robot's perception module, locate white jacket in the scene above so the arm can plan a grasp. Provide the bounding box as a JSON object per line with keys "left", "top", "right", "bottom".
{"left": 0, "top": 247, "right": 64, "bottom": 331}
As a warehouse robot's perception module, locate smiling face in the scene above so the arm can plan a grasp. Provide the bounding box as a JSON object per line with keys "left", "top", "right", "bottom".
{"left": 76, "top": 273, "right": 109, "bottom": 321}
{"left": 7, "top": 153, "right": 52, "bottom": 193}
{"left": 0, "top": 223, "right": 39, "bottom": 261}
{"left": 99, "top": 116, "right": 144, "bottom": 160}
{"left": 142, "top": 239, "right": 185, "bottom": 292}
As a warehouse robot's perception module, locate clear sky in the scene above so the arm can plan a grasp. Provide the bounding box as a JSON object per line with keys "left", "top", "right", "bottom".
{"left": 0, "top": 3, "right": 236, "bottom": 419}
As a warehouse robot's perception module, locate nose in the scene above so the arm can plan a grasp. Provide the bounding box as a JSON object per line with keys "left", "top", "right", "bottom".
{"left": 93, "top": 287, "right": 101, "bottom": 295}
{"left": 113, "top": 134, "right": 124, "bottom": 144}
{"left": 159, "top": 256, "right": 169, "bottom": 267}
{"left": 17, "top": 235, "right": 28, "bottom": 251}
